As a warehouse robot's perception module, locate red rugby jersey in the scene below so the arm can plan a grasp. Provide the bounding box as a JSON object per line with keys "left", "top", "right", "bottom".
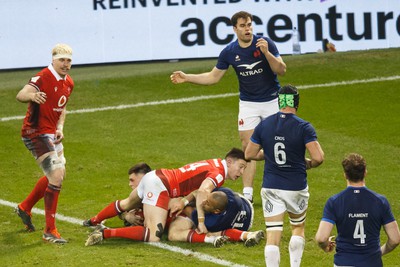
{"left": 21, "top": 65, "right": 74, "bottom": 137}
{"left": 157, "top": 158, "right": 227, "bottom": 198}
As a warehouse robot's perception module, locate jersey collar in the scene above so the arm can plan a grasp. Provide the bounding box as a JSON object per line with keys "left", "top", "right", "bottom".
{"left": 48, "top": 64, "right": 66, "bottom": 81}
{"left": 221, "top": 159, "right": 228, "bottom": 178}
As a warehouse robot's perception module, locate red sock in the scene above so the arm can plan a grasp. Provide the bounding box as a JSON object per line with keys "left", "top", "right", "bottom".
{"left": 44, "top": 184, "right": 61, "bottom": 232}
{"left": 91, "top": 200, "right": 124, "bottom": 225}
{"left": 222, "top": 229, "right": 244, "bottom": 241}
{"left": 187, "top": 230, "right": 206, "bottom": 243}
{"left": 104, "top": 226, "right": 150, "bottom": 242}
{"left": 20, "top": 176, "right": 48, "bottom": 212}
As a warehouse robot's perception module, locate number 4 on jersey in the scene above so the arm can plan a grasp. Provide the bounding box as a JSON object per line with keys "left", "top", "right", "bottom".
{"left": 353, "top": 219, "right": 366, "bottom": 244}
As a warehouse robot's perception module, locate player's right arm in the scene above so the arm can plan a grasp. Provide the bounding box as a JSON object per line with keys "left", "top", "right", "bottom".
{"left": 169, "top": 190, "right": 198, "bottom": 216}
{"left": 196, "top": 179, "right": 216, "bottom": 234}
{"left": 381, "top": 220, "right": 400, "bottom": 255}
{"left": 305, "top": 140, "right": 324, "bottom": 169}
{"left": 170, "top": 67, "right": 226, "bottom": 86}
{"left": 315, "top": 220, "right": 336, "bottom": 253}
{"left": 16, "top": 84, "right": 46, "bottom": 104}
{"left": 245, "top": 140, "right": 264, "bottom": 161}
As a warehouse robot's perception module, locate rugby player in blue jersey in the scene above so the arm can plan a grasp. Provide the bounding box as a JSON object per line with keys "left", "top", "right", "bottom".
{"left": 245, "top": 84, "right": 324, "bottom": 267}
{"left": 168, "top": 187, "right": 264, "bottom": 248}
{"left": 315, "top": 153, "right": 400, "bottom": 267}
{"left": 171, "top": 11, "right": 287, "bottom": 203}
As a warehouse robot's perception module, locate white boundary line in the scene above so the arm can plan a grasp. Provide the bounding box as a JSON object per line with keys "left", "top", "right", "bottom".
{"left": 0, "top": 199, "right": 248, "bottom": 267}
{"left": 1, "top": 75, "right": 399, "bottom": 123}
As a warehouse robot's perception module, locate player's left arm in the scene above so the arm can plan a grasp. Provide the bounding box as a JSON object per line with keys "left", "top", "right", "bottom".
{"left": 256, "top": 38, "right": 286, "bottom": 76}
{"left": 265, "top": 54, "right": 286, "bottom": 76}
{"left": 315, "top": 220, "right": 336, "bottom": 253}
{"left": 305, "top": 140, "right": 324, "bottom": 169}
{"left": 381, "top": 220, "right": 400, "bottom": 255}
{"left": 54, "top": 107, "right": 66, "bottom": 144}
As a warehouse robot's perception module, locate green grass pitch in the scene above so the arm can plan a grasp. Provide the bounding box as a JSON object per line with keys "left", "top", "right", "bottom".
{"left": 0, "top": 48, "right": 399, "bottom": 266}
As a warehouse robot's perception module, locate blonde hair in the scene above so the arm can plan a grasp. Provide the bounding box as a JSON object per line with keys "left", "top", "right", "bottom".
{"left": 52, "top": 43, "right": 73, "bottom": 60}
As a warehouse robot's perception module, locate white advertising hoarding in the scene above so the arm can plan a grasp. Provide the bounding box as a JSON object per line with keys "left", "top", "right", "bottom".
{"left": 0, "top": 0, "right": 399, "bottom": 69}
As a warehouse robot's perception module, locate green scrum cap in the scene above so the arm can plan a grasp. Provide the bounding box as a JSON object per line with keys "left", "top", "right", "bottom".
{"left": 278, "top": 84, "right": 299, "bottom": 109}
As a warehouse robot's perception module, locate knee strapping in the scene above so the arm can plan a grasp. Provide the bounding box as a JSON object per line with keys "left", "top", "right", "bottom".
{"left": 290, "top": 213, "right": 306, "bottom": 226}
{"left": 41, "top": 153, "right": 64, "bottom": 175}
{"left": 265, "top": 221, "right": 283, "bottom": 232}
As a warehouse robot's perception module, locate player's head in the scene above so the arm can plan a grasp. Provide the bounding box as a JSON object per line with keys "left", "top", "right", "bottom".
{"left": 231, "top": 11, "right": 253, "bottom": 27}
{"left": 225, "top": 147, "right": 246, "bottom": 161}
{"left": 342, "top": 153, "right": 366, "bottom": 183}
{"left": 128, "top": 162, "right": 152, "bottom": 175}
{"left": 128, "top": 162, "right": 152, "bottom": 190}
{"left": 278, "top": 84, "right": 300, "bottom": 110}
{"left": 201, "top": 191, "right": 228, "bottom": 214}
{"left": 51, "top": 43, "right": 73, "bottom": 77}
{"left": 225, "top": 148, "right": 248, "bottom": 181}
{"left": 231, "top": 11, "right": 253, "bottom": 44}
{"left": 52, "top": 43, "right": 73, "bottom": 60}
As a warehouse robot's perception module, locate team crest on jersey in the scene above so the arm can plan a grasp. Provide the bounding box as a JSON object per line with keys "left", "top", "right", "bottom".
{"left": 253, "top": 49, "right": 261, "bottom": 58}
{"left": 147, "top": 192, "right": 154, "bottom": 198}
{"left": 238, "top": 119, "right": 244, "bottom": 127}
{"left": 54, "top": 87, "right": 58, "bottom": 92}
{"left": 235, "top": 55, "right": 240, "bottom": 62}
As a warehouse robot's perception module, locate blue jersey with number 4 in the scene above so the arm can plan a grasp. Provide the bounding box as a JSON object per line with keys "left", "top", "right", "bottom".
{"left": 250, "top": 112, "right": 317, "bottom": 190}
{"left": 322, "top": 186, "right": 395, "bottom": 267}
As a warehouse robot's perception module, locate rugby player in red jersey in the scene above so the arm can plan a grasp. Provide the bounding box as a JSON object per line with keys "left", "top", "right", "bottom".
{"left": 15, "top": 44, "right": 74, "bottom": 243}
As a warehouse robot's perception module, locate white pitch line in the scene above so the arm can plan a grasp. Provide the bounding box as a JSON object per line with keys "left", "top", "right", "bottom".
{"left": 0, "top": 199, "right": 248, "bottom": 267}
{"left": 1, "top": 75, "right": 399, "bottom": 123}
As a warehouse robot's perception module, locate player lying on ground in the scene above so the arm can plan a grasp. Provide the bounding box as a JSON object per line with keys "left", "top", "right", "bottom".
{"left": 167, "top": 187, "right": 264, "bottom": 247}
{"left": 85, "top": 187, "right": 263, "bottom": 247}
{"left": 84, "top": 164, "right": 263, "bottom": 247}
{"left": 83, "top": 148, "right": 248, "bottom": 242}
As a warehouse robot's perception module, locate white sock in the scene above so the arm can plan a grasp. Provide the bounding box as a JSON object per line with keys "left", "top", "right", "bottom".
{"left": 289, "top": 235, "right": 305, "bottom": 267}
{"left": 204, "top": 235, "right": 216, "bottom": 244}
{"left": 243, "top": 187, "right": 253, "bottom": 201}
{"left": 265, "top": 245, "right": 280, "bottom": 267}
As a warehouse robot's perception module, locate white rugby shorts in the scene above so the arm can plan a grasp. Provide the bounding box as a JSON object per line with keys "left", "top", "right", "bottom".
{"left": 137, "top": 170, "right": 169, "bottom": 210}
{"left": 238, "top": 98, "right": 279, "bottom": 131}
{"left": 261, "top": 187, "right": 309, "bottom": 218}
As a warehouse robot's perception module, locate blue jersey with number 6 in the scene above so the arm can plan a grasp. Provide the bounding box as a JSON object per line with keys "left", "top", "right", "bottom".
{"left": 250, "top": 112, "right": 317, "bottom": 190}
{"left": 321, "top": 186, "right": 395, "bottom": 267}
